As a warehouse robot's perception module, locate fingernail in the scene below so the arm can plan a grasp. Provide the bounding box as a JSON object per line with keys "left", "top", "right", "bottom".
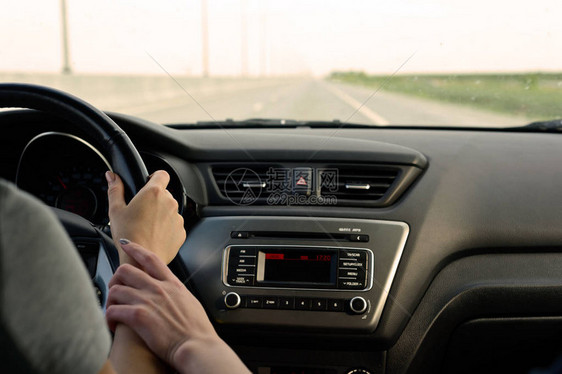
{"left": 105, "top": 171, "right": 116, "bottom": 184}
{"left": 119, "top": 238, "right": 130, "bottom": 246}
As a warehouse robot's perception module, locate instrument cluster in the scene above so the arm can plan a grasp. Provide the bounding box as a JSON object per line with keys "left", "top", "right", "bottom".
{"left": 16, "top": 132, "right": 192, "bottom": 226}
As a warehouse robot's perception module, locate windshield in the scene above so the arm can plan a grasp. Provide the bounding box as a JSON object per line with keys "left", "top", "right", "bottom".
{"left": 2, "top": 0, "right": 561, "bottom": 127}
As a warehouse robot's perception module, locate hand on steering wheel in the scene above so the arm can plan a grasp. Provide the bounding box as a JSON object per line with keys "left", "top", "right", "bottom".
{"left": 106, "top": 170, "right": 185, "bottom": 265}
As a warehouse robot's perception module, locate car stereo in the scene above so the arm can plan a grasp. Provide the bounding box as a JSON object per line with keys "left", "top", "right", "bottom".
{"left": 223, "top": 245, "right": 372, "bottom": 291}
{"left": 179, "top": 216, "right": 409, "bottom": 332}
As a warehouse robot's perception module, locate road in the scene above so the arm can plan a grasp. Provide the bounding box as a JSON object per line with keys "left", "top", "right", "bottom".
{"left": 117, "top": 78, "right": 528, "bottom": 127}
{"left": 0, "top": 73, "right": 527, "bottom": 127}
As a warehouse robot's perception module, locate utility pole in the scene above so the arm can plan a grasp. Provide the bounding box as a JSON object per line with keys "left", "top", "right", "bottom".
{"left": 240, "top": 0, "right": 248, "bottom": 77}
{"left": 259, "top": 2, "right": 266, "bottom": 77}
{"left": 60, "top": 0, "right": 72, "bottom": 74}
{"left": 201, "top": 0, "right": 209, "bottom": 77}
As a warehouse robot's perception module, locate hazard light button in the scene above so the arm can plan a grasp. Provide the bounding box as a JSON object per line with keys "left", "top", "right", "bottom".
{"left": 293, "top": 167, "right": 313, "bottom": 195}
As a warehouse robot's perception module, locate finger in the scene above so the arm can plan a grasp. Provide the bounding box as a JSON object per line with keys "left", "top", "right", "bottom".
{"left": 106, "top": 304, "right": 149, "bottom": 333}
{"left": 108, "top": 263, "right": 158, "bottom": 291}
{"left": 166, "top": 190, "right": 180, "bottom": 211}
{"left": 145, "top": 170, "right": 170, "bottom": 190}
{"left": 119, "top": 240, "right": 171, "bottom": 281}
{"left": 106, "top": 284, "right": 147, "bottom": 310}
{"left": 106, "top": 171, "right": 126, "bottom": 213}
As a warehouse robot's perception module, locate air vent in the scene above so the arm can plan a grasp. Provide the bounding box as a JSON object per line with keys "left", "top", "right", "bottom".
{"left": 212, "top": 165, "right": 277, "bottom": 205}
{"left": 210, "top": 163, "right": 420, "bottom": 207}
{"left": 322, "top": 166, "right": 399, "bottom": 202}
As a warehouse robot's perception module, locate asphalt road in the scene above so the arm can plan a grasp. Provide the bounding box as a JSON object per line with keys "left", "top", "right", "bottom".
{"left": 119, "top": 79, "right": 528, "bottom": 127}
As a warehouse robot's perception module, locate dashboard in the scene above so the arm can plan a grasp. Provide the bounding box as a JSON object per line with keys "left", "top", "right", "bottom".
{"left": 2, "top": 109, "right": 562, "bottom": 374}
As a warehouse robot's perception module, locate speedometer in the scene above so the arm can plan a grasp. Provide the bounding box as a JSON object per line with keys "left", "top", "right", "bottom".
{"left": 39, "top": 164, "right": 108, "bottom": 222}
{"left": 16, "top": 132, "right": 111, "bottom": 225}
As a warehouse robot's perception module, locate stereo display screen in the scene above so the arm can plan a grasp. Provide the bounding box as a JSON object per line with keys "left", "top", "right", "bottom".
{"left": 257, "top": 248, "right": 337, "bottom": 287}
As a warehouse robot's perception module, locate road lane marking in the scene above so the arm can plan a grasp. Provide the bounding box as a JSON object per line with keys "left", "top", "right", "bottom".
{"left": 322, "top": 83, "right": 389, "bottom": 125}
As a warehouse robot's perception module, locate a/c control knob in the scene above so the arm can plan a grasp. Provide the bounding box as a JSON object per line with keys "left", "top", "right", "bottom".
{"left": 349, "top": 296, "right": 368, "bottom": 314}
{"left": 224, "top": 292, "right": 241, "bottom": 309}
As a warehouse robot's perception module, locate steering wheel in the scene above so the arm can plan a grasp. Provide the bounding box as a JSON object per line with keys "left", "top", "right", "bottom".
{"left": 0, "top": 82, "right": 150, "bottom": 308}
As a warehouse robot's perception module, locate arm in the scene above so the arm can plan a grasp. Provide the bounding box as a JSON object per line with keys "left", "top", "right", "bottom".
{"left": 0, "top": 180, "right": 112, "bottom": 374}
{"left": 105, "top": 171, "right": 186, "bottom": 374}
{"left": 106, "top": 241, "right": 250, "bottom": 374}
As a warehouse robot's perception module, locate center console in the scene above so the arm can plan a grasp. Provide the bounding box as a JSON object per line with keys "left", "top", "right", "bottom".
{"left": 179, "top": 216, "right": 408, "bottom": 332}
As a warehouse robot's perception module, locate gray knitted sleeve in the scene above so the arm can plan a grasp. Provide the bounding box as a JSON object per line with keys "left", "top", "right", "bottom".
{"left": 0, "top": 180, "right": 111, "bottom": 374}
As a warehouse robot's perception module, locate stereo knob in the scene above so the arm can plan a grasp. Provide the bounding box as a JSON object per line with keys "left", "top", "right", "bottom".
{"left": 224, "top": 292, "right": 242, "bottom": 309}
{"left": 349, "top": 296, "right": 368, "bottom": 314}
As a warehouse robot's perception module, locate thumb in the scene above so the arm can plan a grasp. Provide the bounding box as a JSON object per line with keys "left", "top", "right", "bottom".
{"left": 106, "top": 171, "right": 126, "bottom": 214}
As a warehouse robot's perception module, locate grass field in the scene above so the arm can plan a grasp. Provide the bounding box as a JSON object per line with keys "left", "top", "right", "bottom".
{"left": 329, "top": 72, "right": 562, "bottom": 121}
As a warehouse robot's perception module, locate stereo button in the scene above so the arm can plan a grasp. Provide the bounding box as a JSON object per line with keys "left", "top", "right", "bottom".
{"left": 338, "top": 279, "right": 366, "bottom": 290}
{"left": 328, "top": 299, "right": 345, "bottom": 312}
{"left": 227, "top": 275, "right": 254, "bottom": 286}
{"left": 295, "top": 297, "right": 311, "bottom": 310}
{"left": 230, "top": 247, "right": 257, "bottom": 256}
{"left": 279, "top": 297, "right": 295, "bottom": 309}
{"left": 230, "top": 231, "right": 249, "bottom": 239}
{"left": 235, "top": 256, "right": 256, "bottom": 265}
{"left": 340, "top": 250, "right": 367, "bottom": 262}
{"left": 263, "top": 296, "right": 279, "bottom": 309}
{"left": 339, "top": 268, "right": 366, "bottom": 280}
{"left": 229, "top": 266, "right": 256, "bottom": 276}
{"left": 247, "top": 296, "right": 262, "bottom": 308}
{"left": 339, "top": 260, "right": 365, "bottom": 269}
{"left": 311, "top": 298, "right": 327, "bottom": 311}
{"left": 349, "top": 234, "right": 369, "bottom": 242}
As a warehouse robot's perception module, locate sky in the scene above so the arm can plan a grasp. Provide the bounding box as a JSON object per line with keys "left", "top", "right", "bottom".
{"left": 0, "top": 0, "right": 561, "bottom": 76}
